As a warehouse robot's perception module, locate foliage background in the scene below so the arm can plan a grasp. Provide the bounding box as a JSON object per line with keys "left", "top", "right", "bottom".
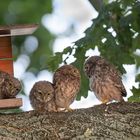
{"left": 0, "top": 0, "right": 140, "bottom": 106}
{"left": 47, "top": 0, "right": 140, "bottom": 102}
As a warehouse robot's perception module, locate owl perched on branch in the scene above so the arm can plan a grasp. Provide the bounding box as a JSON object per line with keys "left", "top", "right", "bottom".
{"left": 29, "top": 81, "right": 57, "bottom": 112}
{"left": 84, "top": 56, "right": 127, "bottom": 104}
{"left": 0, "top": 71, "right": 22, "bottom": 99}
{"left": 53, "top": 65, "right": 81, "bottom": 111}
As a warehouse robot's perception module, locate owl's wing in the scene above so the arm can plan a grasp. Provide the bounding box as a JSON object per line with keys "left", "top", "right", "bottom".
{"left": 54, "top": 74, "right": 77, "bottom": 95}
{"left": 107, "top": 64, "right": 127, "bottom": 97}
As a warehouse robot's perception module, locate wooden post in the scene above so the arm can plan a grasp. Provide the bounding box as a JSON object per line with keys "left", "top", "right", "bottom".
{"left": 0, "top": 24, "right": 38, "bottom": 109}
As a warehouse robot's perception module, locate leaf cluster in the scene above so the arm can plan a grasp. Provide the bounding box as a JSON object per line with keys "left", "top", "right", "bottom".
{"left": 47, "top": 0, "right": 140, "bottom": 101}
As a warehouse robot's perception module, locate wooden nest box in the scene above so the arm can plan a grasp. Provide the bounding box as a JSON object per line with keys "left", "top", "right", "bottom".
{"left": 0, "top": 24, "right": 38, "bottom": 109}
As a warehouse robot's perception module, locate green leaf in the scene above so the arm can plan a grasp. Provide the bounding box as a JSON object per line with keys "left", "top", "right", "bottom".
{"left": 63, "top": 47, "right": 73, "bottom": 63}
{"left": 46, "top": 47, "right": 73, "bottom": 71}
{"left": 132, "top": 35, "right": 140, "bottom": 51}
{"left": 128, "top": 86, "right": 140, "bottom": 102}
{"left": 73, "top": 47, "right": 89, "bottom": 100}
{"left": 133, "top": 54, "right": 140, "bottom": 68}
{"left": 63, "top": 46, "right": 73, "bottom": 54}
{"left": 46, "top": 52, "right": 63, "bottom": 71}
{"left": 135, "top": 74, "right": 140, "bottom": 82}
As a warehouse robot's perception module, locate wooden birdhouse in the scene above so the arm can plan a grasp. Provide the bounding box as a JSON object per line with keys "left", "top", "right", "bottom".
{"left": 0, "top": 24, "right": 38, "bottom": 109}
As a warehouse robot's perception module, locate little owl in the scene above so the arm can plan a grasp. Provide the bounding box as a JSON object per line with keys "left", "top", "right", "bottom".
{"left": 84, "top": 56, "right": 127, "bottom": 103}
{"left": 29, "top": 81, "right": 57, "bottom": 112}
{"left": 53, "top": 65, "right": 81, "bottom": 111}
{"left": 0, "top": 71, "right": 22, "bottom": 99}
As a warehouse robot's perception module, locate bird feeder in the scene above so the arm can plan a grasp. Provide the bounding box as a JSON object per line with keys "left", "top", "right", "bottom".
{"left": 0, "top": 24, "right": 38, "bottom": 109}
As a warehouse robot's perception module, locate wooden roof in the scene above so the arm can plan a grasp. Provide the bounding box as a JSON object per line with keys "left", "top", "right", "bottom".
{"left": 0, "top": 24, "right": 38, "bottom": 37}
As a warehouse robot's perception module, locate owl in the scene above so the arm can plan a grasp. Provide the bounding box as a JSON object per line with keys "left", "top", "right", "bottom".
{"left": 0, "top": 71, "right": 22, "bottom": 99}
{"left": 29, "top": 81, "right": 57, "bottom": 112}
{"left": 84, "top": 56, "right": 127, "bottom": 104}
{"left": 53, "top": 65, "right": 81, "bottom": 111}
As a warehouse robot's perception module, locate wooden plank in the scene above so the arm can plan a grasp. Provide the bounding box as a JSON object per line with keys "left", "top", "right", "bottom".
{"left": 0, "top": 98, "right": 22, "bottom": 109}
{"left": 0, "top": 60, "right": 13, "bottom": 75}
{"left": 0, "top": 36, "right": 13, "bottom": 75}
{"left": 0, "top": 36, "right": 12, "bottom": 58}
{"left": 0, "top": 24, "right": 38, "bottom": 37}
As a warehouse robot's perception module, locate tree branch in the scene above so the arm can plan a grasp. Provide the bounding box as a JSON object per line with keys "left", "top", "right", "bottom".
{"left": 0, "top": 102, "right": 140, "bottom": 139}
{"left": 88, "top": 0, "right": 103, "bottom": 11}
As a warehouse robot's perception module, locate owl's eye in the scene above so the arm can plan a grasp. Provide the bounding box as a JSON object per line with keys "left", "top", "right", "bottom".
{"left": 38, "top": 90, "right": 42, "bottom": 95}
{"left": 74, "top": 68, "right": 78, "bottom": 73}
{"left": 48, "top": 93, "right": 50, "bottom": 95}
{"left": 16, "top": 88, "right": 19, "bottom": 91}
{"left": 85, "top": 65, "right": 89, "bottom": 71}
{"left": 9, "top": 82, "right": 12, "bottom": 86}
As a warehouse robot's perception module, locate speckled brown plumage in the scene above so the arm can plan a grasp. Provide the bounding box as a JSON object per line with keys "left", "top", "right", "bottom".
{"left": 53, "top": 65, "right": 81, "bottom": 111}
{"left": 84, "top": 56, "right": 127, "bottom": 103}
{"left": 29, "top": 81, "right": 57, "bottom": 112}
{"left": 0, "top": 71, "right": 22, "bottom": 99}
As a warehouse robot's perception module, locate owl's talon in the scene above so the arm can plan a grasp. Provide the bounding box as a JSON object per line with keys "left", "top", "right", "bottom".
{"left": 101, "top": 99, "right": 109, "bottom": 104}
{"left": 63, "top": 107, "right": 74, "bottom": 112}
{"left": 67, "top": 107, "right": 74, "bottom": 112}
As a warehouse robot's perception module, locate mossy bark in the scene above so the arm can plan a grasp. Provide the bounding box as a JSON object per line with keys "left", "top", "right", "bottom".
{"left": 0, "top": 102, "right": 140, "bottom": 140}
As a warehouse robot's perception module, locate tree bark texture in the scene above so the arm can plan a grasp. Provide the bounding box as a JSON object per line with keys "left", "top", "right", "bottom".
{"left": 0, "top": 102, "right": 140, "bottom": 140}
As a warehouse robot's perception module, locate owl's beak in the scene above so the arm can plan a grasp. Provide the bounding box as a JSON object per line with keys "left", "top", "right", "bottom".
{"left": 0, "top": 78, "right": 4, "bottom": 84}
{"left": 44, "top": 96, "right": 49, "bottom": 102}
{"left": 84, "top": 70, "right": 88, "bottom": 76}
{"left": 11, "top": 89, "right": 14, "bottom": 94}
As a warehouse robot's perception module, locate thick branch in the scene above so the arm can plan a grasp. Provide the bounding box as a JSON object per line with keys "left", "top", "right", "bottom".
{"left": 0, "top": 102, "right": 140, "bottom": 140}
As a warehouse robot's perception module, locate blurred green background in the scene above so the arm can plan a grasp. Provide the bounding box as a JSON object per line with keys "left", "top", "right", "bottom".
{"left": 0, "top": 0, "right": 53, "bottom": 72}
